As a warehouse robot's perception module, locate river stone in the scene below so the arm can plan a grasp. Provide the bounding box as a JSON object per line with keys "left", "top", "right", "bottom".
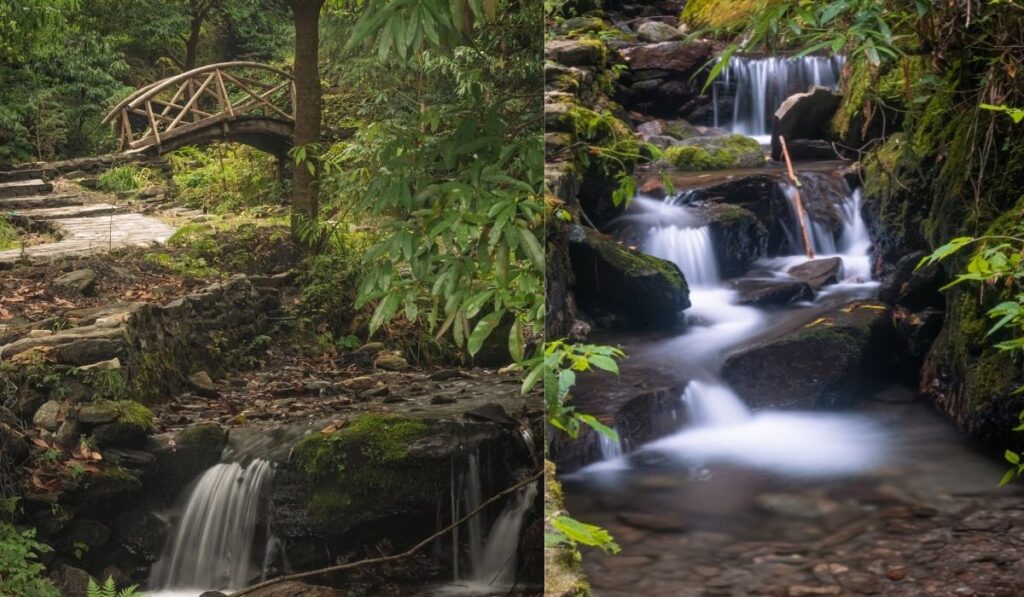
{"left": 78, "top": 402, "right": 119, "bottom": 424}
{"left": 374, "top": 352, "right": 409, "bottom": 371}
{"left": 770, "top": 87, "right": 842, "bottom": 161}
{"left": 51, "top": 564, "right": 93, "bottom": 597}
{"left": 33, "top": 400, "right": 63, "bottom": 431}
{"left": 116, "top": 509, "right": 168, "bottom": 563}
{"left": 188, "top": 370, "right": 218, "bottom": 397}
{"left": 732, "top": 278, "right": 814, "bottom": 306}
{"left": 619, "top": 40, "right": 716, "bottom": 73}
{"left": 788, "top": 257, "right": 844, "bottom": 289}
{"left": 91, "top": 421, "right": 147, "bottom": 447}
{"left": 62, "top": 518, "right": 111, "bottom": 550}
{"left": 545, "top": 38, "right": 605, "bottom": 67}
{"left": 54, "top": 269, "right": 97, "bottom": 295}
{"left": 786, "top": 139, "right": 837, "bottom": 160}
{"left": 698, "top": 202, "right": 768, "bottom": 277}
{"left": 722, "top": 300, "right": 893, "bottom": 408}
{"left": 637, "top": 21, "right": 684, "bottom": 42}
{"left": 568, "top": 224, "right": 690, "bottom": 328}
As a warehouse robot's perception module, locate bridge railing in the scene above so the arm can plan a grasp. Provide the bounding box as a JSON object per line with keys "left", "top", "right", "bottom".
{"left": 103, "top": 62, "right": 295, "bottom": 153}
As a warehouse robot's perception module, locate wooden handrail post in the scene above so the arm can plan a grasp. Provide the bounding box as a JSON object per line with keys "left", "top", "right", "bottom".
{"left": 779, "top": 135, "right": 815, "bottom": 259}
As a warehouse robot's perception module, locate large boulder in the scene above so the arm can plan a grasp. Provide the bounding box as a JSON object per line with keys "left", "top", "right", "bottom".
{"left": 722, "top": 301, "right": 893, "bottom": 407}
{"left": 619, "top": 40, "right": 716, "bottom": 73}
{"left": 770, "top": 87, "right": 842, "bottom": 161}
{"left": 568, "top": 224, "right": 690, "bottom": 328}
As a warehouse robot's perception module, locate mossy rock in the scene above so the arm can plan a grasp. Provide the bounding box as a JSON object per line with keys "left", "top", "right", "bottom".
{"left": 722, "top": 301, "right": 892, "bottom": 408}
{"left": 663, "top": 135, "right": 764, "bottom": 171}
{"left": 88, "top": 400, "right": 153, "bottom": 448}
{"left": 77, "top": 466, "right": 142, "bottom": 504}
{"left": 568, "top": 224, "right": 690, "bottom": 328}
{"left": 289, "top": 414, "right": 439, "bottom": 533}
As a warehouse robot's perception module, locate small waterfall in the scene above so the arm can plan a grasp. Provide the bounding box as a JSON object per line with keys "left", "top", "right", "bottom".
{"left": 598, "top": 428, "right": 623, "bottom": 460}
{"left": 149, "top": 459, "right": 275, "bottom": 592}
{"left": 838, "top": 188, "right": 871, "bottom": 281}
{"left": 645, "top": 225, "right": 719, "bottom": 285}
{"left": 683, "top": 380, "right": 751, "bottom": 427}
{"left": 717, "top": 56, "right": 844, "bottom": 140}
{"left": 450, "top": 452, "right": 537, "bottom": 591}
{"left": 779, "top": 182, "right": 838, "bottom": 255}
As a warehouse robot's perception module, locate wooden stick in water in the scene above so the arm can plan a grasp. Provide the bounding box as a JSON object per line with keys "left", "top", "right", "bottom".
{"left": 779, "top": 135, "right": 815, "bottom": 259}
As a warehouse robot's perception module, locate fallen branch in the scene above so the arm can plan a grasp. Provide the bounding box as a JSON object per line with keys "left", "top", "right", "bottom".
{"left": 778, "top": 135, "right": 815, "bottom": 259}
{"left": 231, "top": 468, "right": 544, "bottom": 596}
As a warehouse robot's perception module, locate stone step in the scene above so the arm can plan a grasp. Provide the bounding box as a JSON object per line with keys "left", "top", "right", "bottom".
{"left": 0, "top": 194, "right": 84, "bottom": 210}
{"left": 0, "top": 169, "right": 46, "bottom": 183}
{"left": 6, "top": 204, "right": 126, "bottom": 220}
{"left": 0, "top": 213, "right": 176, "bottom": 263}
{"left": 0, "top": 179, "right": 52, "bottom": 199}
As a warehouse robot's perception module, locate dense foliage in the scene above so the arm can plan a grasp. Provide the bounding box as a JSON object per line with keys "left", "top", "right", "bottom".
{"left": 302, "top": 0, "right": 544, "bottom": 362}
{"left": 0, "top": 0, "right": 289, "bottom": 163}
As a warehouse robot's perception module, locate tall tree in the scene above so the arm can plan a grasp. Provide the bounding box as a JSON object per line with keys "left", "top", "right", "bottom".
{"left": 289, "top": 0, "right": 324, "bottom": 230}
{"left": 183, "top": 0, "right": 216, "bottom": 70}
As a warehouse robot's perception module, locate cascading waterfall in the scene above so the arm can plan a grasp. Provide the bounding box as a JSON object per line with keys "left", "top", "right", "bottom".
{"left": 779, "top": 182, "right": 839, "bottom": 255}
{"left": 149, "top": 459, "right": 275, "bottom": 594}
{"left": 471, "top": 482, "right": 538, "bottom": 587}
{"left": 644, "top": 225, "right": 719, "bottom": 286}
{"left": 713, "top": 56, "right": 845, "bottom": 140}
{"left": 447, "top": 453, "right": 537, "bottom": 593}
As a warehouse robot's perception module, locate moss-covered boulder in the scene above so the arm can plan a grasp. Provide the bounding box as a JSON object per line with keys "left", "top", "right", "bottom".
{"left": 568, "top": 224, "right": 690, "bottom": 328}
{"left": 722, "top": 301, "right": 893, "bottom": 408}
{"left": 146, "top": 423, "right": 226, "bottom": 505}
{"left": 87, "top": 400, "right": 153, "bottom": 448}
{"left": 274, "top": 415, "right": 455, "bottom": 538}
{"left": 663, "top": 135, "right": 764, "bottom": 171}
{"left": 698, "top": 202, "right": 768, "bottom": 277}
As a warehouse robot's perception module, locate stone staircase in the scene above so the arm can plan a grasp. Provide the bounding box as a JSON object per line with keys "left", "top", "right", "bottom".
{"left": 0, "top": 169, "right": 178, "bottom": 263}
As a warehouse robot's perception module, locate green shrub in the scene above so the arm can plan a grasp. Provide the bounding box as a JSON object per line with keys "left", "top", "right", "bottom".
{"left": 96, "top": 165, "right": 155, "bottom": 193}
{"left": 169, "top": 144, "right": 285, "bottom": 213}
{"left": 0, "top": 216, "right": 19, "bottom": 251}
{"left": 0, "top": 504, "right": 59, "bottom": 597}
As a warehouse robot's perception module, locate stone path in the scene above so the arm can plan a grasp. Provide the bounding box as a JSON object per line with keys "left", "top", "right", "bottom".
{"left": 0, "top": 174, "right": 178, "bottom": 263}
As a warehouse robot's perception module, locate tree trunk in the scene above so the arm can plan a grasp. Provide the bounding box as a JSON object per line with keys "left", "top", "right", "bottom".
{"left": 289, "top": 0, "right": 324, "bottom": 232}
{"left": 184, "top": 14, "right": 203, "bottom": 71}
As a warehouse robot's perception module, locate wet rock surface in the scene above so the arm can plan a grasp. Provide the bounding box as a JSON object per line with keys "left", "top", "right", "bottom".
{"left": 568, "top": 224, "right": 690, "bottom": 329}
{"left": 722, "top": 301, "right": 893, "bottom": 408}
{"left": 550, "top": 362, "right": 689, "bottom": 473}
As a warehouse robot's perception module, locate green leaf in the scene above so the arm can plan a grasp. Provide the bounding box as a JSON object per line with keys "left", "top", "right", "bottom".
{"left": 369, "top": 292, "right": 402, "bottom": 335}
{"left": 576, "top": 414, "right": 618, "bottom": 443}
{"left": 467, "top": 310, "right": 504, "bottom": 356}
{"left": 1006, "top": 450, "right": 1020, "bottom": 465}
{"left": 550, "top": 515, "right": 621, "bottom": 554}
{"left": 508, "top": 318, "right": 524, "bottom": 363}
{"left": 588, "top": 354, "right": 619, "bottom": 374}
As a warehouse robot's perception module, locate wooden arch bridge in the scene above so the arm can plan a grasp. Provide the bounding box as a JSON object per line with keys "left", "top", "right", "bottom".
{"left": 103, "top": 62, "right": 295, "bottom": 156}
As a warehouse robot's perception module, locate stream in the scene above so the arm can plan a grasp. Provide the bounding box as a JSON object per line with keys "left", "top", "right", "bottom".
{"left": 561, "top": 55, "right": 1023, "bottom": 596}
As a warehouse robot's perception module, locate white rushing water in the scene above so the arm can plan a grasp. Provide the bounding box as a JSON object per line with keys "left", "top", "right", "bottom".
{"left": 442, "top": 453, "right": 538, "bottom": 594}
{"left": 713, "top": 55, "right": 845, "bottom": 141}
{"left": 646, "top": 380, "right": 885, "bottom": 476}
{"left": 148, "top": 459, "right": 276, "bottom": 596}
{"left": 583, "top": 171, "right": 887, "bottom": 478}
{"left": 645, "top": 225, "right": 719, "bottom": 286}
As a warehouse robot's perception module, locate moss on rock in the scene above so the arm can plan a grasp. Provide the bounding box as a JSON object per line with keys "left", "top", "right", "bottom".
{"left": 290, "top": 414, "right": 438, "bottom": 529}
{"left": 544, "top": 460, "right": 591, "bottom": 597}
{"left": 663, "top": 135, "right": 763, "bottom": 171}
